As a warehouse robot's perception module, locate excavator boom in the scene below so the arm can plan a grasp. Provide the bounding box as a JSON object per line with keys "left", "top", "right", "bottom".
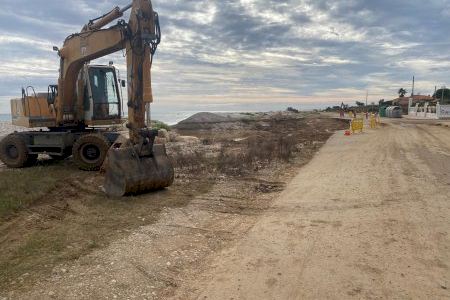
{"left": 55, "top": 0, "right": 158, "bottom": 127}
{"left": 103, "top": 0, "right": 174, "bottom": 196}
{"left": 56, "top": 0, "right": 173, "bottom": 196}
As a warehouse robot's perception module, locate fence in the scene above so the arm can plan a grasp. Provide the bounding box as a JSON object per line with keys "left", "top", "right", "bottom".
{"left": 437, "top": 104, "right": 450, "bottom": 119}
{"left": 350, "top": 118, "right": 364, "bottom": 133}
{"left": 369, "top": 114, "right": 380, "bottom": 128}
{"left": 407, "top": 103, "right": 450, "bottom": 119}
{"left": 347, "top": 113, "right": 380, "bottom": 135}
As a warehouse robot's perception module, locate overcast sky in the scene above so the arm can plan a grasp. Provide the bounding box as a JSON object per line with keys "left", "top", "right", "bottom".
{"left": 1, "top": 0, "right": 450, "bottom": 113}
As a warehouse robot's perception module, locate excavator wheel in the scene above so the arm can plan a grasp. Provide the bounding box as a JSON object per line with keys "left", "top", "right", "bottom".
{"left": 0, "top": 133, "right": 37, "bottom": 168}
{"left": 72, "top": 134, "right": 110, "bottom": 171}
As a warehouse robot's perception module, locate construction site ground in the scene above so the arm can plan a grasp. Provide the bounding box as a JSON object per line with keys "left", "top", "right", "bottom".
{"left": 1, "top": 114, "right": 449, "bottom": 299}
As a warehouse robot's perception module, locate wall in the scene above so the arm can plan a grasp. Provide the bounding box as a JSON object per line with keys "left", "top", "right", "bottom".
{"left": 437, "top": 104, "right": 450, "bottom": 119}
{"left": 408, "top": 102, "right": 438, "bottom": 119}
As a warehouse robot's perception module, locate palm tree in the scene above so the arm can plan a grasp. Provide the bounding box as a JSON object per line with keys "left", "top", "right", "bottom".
{"left": 398, "top": 88, "right": 407, "bottom": 97}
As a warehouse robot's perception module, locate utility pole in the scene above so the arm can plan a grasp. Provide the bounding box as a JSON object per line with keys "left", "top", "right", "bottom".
{"left": 365, "top": 90, "right": 368, "bottom": 107}
{"left": 408, "top": 76, "right": 415, "bottom": 114}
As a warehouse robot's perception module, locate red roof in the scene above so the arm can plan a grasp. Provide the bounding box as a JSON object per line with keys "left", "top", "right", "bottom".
{"left": 393, "top": 95, "right": 434, "bottom": 105}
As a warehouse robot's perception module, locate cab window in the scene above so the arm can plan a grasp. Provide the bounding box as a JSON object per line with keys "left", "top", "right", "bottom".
{"left": 88, "top": 67, "right": 120, "bottom": 120}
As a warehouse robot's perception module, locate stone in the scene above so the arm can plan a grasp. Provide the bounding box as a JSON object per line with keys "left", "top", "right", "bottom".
{"left": 158, "top": 129, "right": 170, "bottom": 141}
{"left": 174, "top": 136, "right": 200, "bottom": 143}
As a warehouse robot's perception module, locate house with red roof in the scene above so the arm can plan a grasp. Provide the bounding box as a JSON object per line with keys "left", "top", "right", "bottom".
{"left": 393, "top": 95, "right": 434, "bottom": 114}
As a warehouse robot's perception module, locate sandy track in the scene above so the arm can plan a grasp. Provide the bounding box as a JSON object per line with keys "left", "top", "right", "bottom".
{"left": 173, "top": 120, "right": 450, "bottom": 299}
{"left": 4, "top": 119, "right": 450, "bottom": 299}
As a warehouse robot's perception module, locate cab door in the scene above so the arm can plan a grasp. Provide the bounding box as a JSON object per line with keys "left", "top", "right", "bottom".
{"left": 84, "top": 66, "right": 121, "bottom": 122}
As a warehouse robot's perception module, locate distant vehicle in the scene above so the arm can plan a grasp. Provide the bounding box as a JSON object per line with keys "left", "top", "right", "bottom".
{"left": 287, "top": 107, "right": 300, "bottom": 113}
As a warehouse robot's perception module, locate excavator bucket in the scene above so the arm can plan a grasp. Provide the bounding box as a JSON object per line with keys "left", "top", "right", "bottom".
{"left": 103, "top": 144, "right": 174, "bottom": 197}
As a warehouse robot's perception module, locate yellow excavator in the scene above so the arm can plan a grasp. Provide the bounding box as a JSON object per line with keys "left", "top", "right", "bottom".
{"left": 0, "top": 0, "right": 174, "bottom": 196}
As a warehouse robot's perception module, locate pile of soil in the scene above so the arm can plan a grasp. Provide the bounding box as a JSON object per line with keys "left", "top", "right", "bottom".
{"left": 176, "top": 112, "right": 230, "bottom": 124}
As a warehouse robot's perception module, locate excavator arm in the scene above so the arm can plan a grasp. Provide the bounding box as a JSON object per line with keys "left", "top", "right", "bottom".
{"left": 124, "top": 0, "right": 158, "bottom": 142}
{"left": 56, "top": 23, "right": 127, "bottom": 124}
{"left": 54, "top": 0, "right": 172, "bottom": 196}
{"left": 55, "top": 0, "right": 160, "bottom": 135}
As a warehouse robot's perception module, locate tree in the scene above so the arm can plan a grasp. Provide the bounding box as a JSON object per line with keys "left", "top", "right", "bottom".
{"left": 355, "top": 101, "right": 365, "bottom": 107}
{"left": 433, "top": 88, "right": 450, "bottom": 103}
{"left": 398, "top": 88, "right": 407, "bottom": 97}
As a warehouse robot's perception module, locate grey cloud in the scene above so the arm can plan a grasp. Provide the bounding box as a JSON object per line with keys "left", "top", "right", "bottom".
{"left": 1, "top": 0, "right": 450, "bottom": 111}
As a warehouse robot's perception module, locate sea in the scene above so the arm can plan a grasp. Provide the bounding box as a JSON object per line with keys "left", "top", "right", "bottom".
{"left": 0, "top": 114, "right": 10, "bottom": 122}
{"left": 0, "top": 101, "right": 340, "bottom": 125}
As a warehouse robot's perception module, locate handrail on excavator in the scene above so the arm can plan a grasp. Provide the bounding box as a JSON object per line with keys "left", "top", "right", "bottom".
{"left": 84, "top": 2, "right": 133, "bottom": 32}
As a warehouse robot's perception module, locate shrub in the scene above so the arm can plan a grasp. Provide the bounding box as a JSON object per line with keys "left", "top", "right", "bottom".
{"left": 152, "top": 120, "right": 171, "bottom": 131}
{"left": 169, "top": 134, "right": 299, "bottom": 176}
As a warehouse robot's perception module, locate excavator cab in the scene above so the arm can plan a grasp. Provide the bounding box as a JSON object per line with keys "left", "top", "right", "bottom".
{"left": 83, "top": 65, "right": 123, "bottom": 125}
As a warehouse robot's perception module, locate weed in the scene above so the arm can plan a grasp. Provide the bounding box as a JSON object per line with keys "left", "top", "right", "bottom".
{"left": 0, "top": 164, "right": 77, "bottom": 218}
{"left": 170, "top": 134, "right": 299, "bottom": 176}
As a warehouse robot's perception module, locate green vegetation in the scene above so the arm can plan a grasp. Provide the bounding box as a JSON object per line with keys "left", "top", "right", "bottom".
{"left": 433, "top": 88, "right": 450, "bottom": 103}
{"left": 0, "top": 165, "right": 68, "bottom": 218}
{"left": 398, "top": 88, "right": 407, "bottom": 97}
{"left": 151, "top": 120, "right": 171, "bottom": 131}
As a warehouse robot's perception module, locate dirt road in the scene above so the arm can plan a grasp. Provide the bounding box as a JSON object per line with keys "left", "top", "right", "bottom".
{"left": 4, "top": 119, "right": 450, "bottom": 299}
{"left": 174, "top": 120, "right": 450, "bottom": 299}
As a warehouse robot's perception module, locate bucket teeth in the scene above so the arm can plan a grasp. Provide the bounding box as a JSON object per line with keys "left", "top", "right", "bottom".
{"left": 103, "top": 144, "right": 174, "bottom": 197}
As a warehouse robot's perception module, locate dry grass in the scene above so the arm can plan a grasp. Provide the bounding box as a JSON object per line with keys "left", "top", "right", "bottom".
{"left": 170, "top": 134, "right": 299, "bottom": 176}
{"left": 217, "top": 135, "right": 298, "bottom": 174}
{"left": 0, "top": 162, "right": 78, "bottom": 218}
{"left": 0, "top": 115, "right": 348, "bottom": 293}
{"left": 0, "top": 162, "right": 213, "bottom": 291}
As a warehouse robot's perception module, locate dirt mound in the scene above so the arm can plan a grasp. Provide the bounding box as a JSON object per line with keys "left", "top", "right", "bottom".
{"left": 177, "top": 112, "right": 230, "bottom": 124}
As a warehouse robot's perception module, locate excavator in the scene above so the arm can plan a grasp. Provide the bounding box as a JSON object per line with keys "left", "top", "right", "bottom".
{"left": 0, "top": 0, "right": 174, "bottom": 196}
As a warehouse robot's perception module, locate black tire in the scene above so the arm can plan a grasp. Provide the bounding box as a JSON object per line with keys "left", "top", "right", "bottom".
{"left": 0, "top": 134, "right": 36, "bottom": 168}
{"left": 72, "top": 134, "right": 110, "bottom": 171}
{"left": 26, "top": 154, "right": 38, "bottom": 166}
